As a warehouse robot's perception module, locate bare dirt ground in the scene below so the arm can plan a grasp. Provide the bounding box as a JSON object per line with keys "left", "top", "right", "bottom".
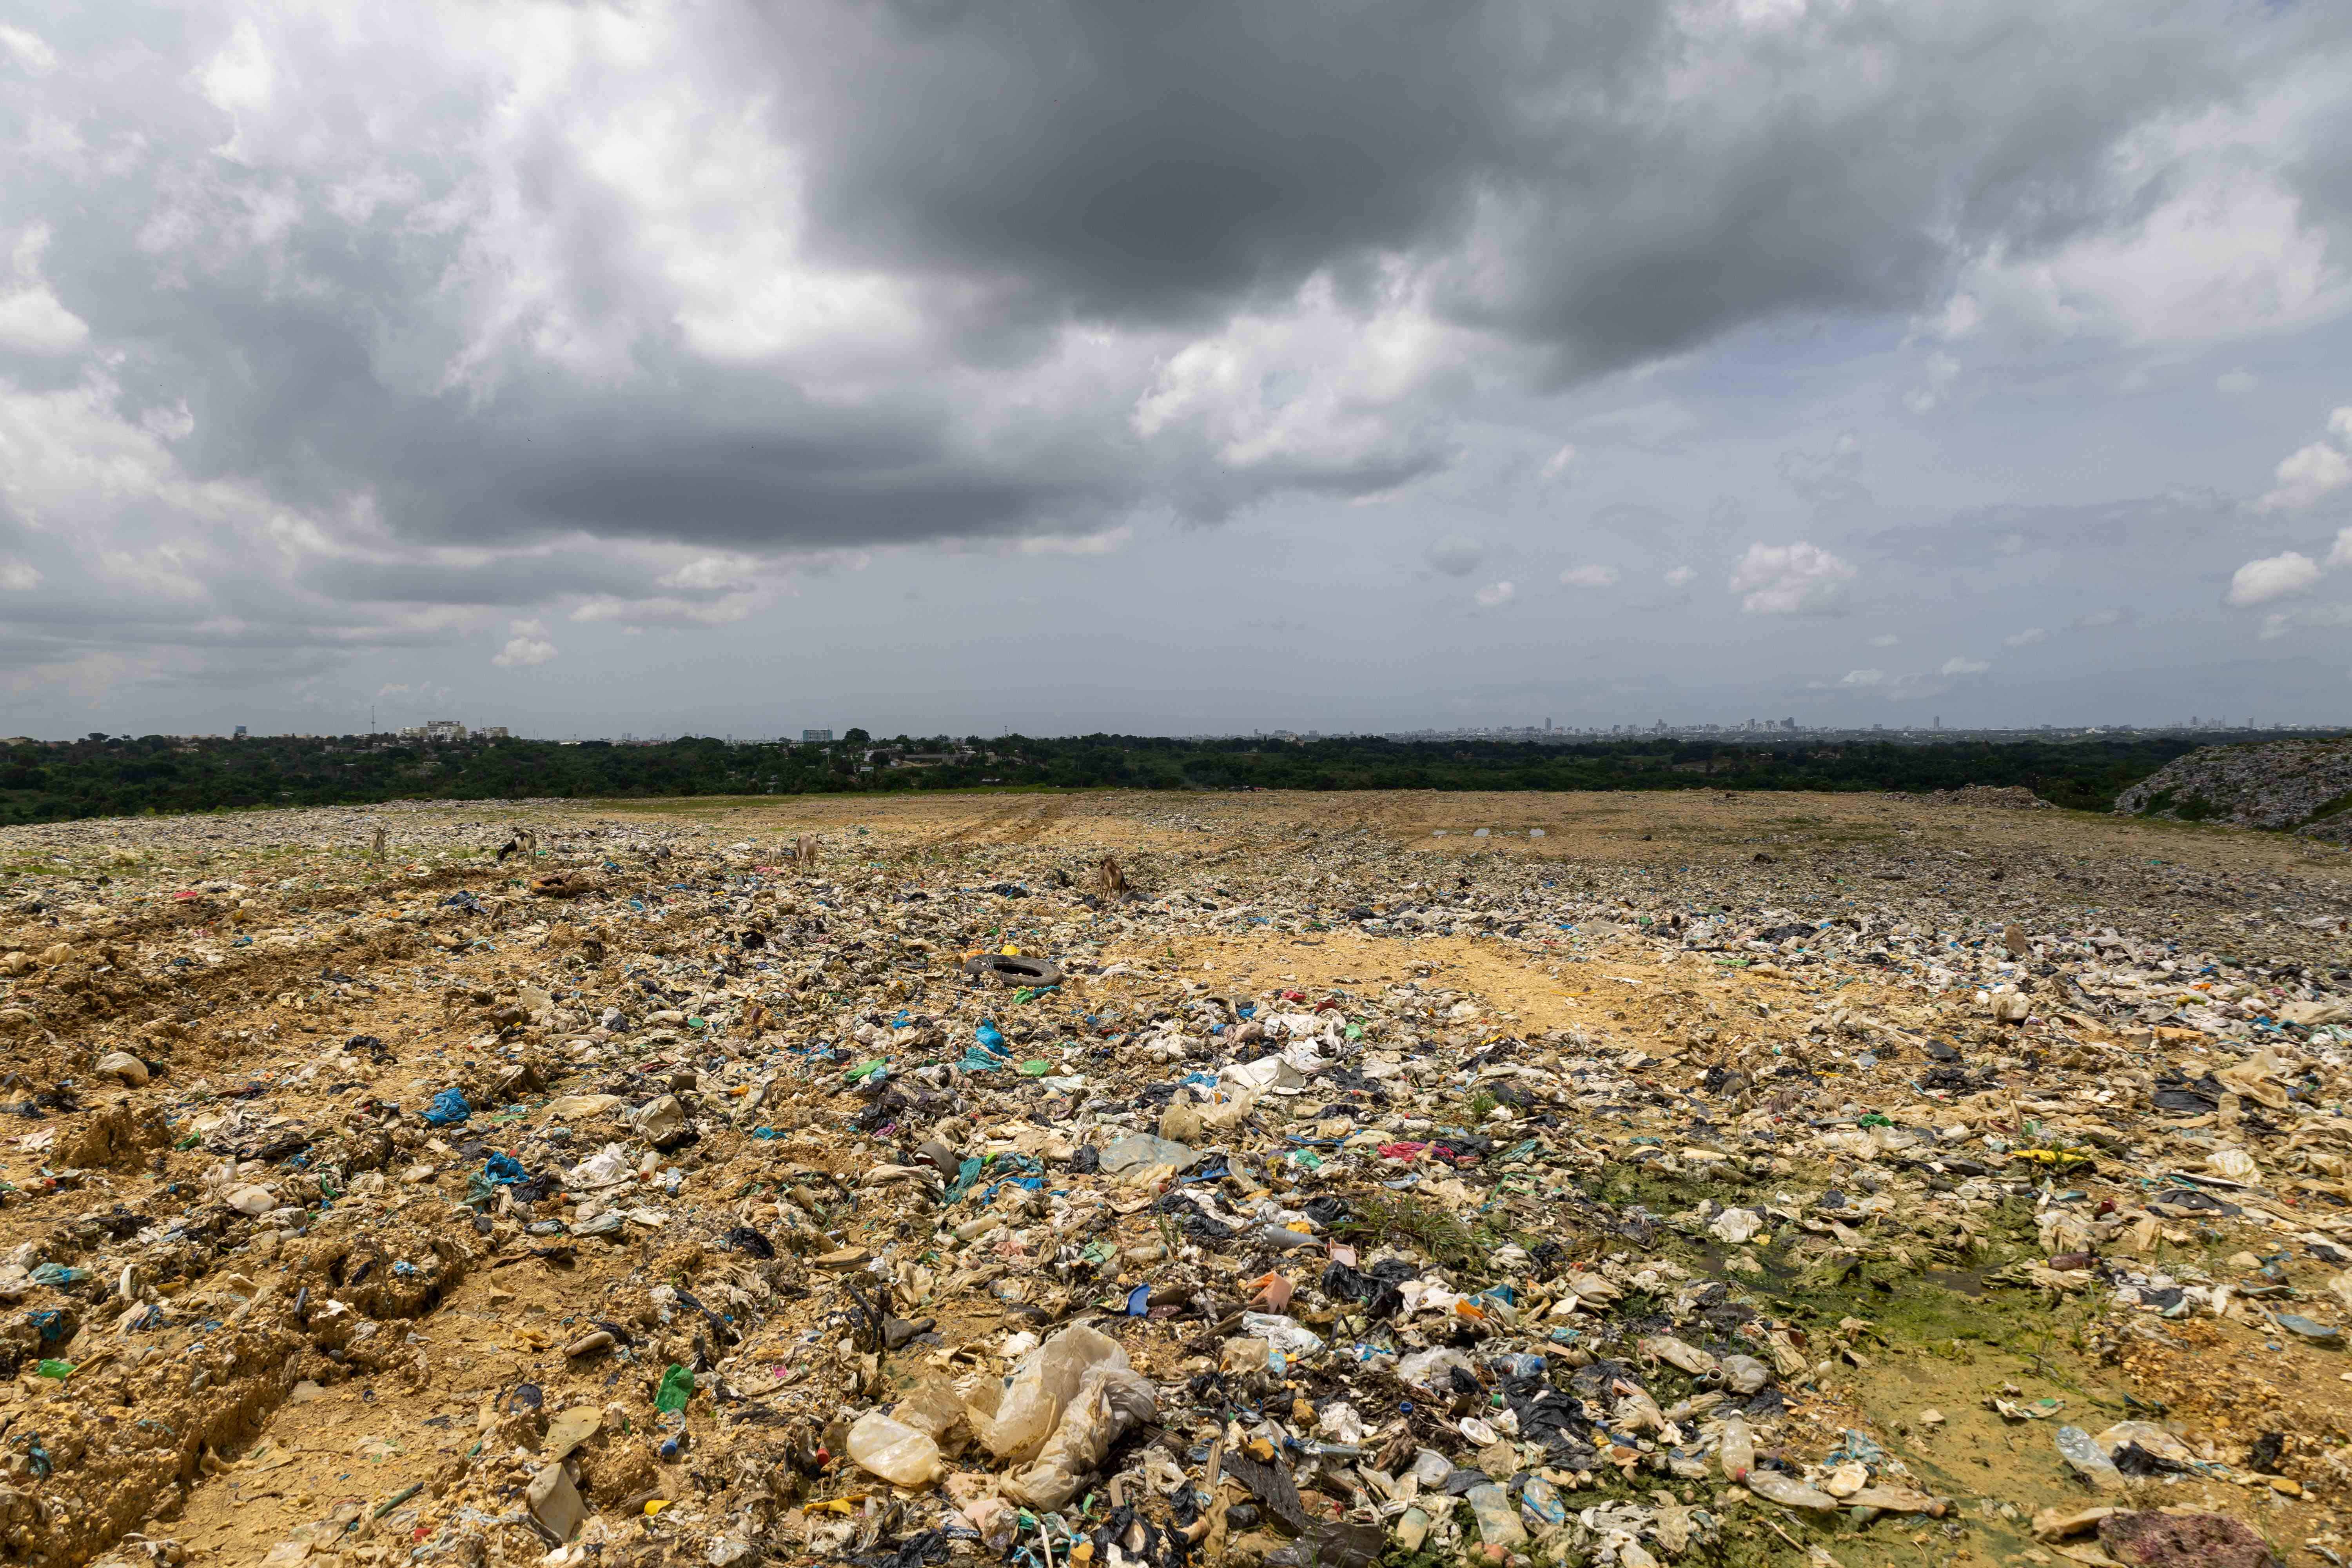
{"left": 0, "top": 790, "right": 2347, "bottom": 1568}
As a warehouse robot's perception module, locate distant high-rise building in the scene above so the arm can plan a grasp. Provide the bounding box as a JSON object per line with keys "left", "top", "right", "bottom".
{"left": 232, "top": 725, "right": 247, "bottom": 739}
{"left": 802, "top": 728, "right": 834, "bottom": 743}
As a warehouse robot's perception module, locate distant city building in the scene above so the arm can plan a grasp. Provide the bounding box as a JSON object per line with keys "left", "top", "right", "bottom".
{"left": 802, "top": 728, "right": 834, "bottom": 743}
{"left": 232, "top": 725, "right": 248, "bottom": 739}
{"left": 476, "top": 726, "right": 510, "bottom": 739}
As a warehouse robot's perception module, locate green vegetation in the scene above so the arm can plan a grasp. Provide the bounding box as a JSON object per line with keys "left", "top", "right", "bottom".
{"left": 0, "top": 729, "right": 2295, "bottom": 826}
{"left": 1339, "top": 1193, "right": 1484, "bottom": 1274}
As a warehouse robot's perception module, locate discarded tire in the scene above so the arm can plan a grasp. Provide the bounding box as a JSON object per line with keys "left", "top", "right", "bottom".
{"left": 962, "top": 953, "right": 1064, "bottom": 988}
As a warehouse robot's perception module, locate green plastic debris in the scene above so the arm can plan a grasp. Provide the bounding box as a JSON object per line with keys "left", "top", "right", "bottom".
{"left": 1018, "top": 1059, "right": 1053, "bottom": 1076}
{"left": 844, "top": 1059, "right": 889, "bottom": 1084}
{"left": 35, "top": 1359, "right": 73, "bottom": 1380}
{"left": 943, "top": 1155, "right": 985, "bottom": 1205}
{"left": 1858, "top": 1112, "right": 1892, "bottom": 1127}
{"left": 654, "top": 1363, "right": 695, "bottom": 1414}
{"left": 687, "top": 1016, "right": 707, "bottom": 1031}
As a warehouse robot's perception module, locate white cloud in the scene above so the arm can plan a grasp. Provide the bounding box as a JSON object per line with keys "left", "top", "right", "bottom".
{"left": 0, "top": 560, "right": 38, "bottom": 590}
{"left": 1558, "top": 564, "right": 1619, "bottom": 588}
{"left": 1473, "top": 579, "right": 1515, "bottom": 608}
{"left": 1537, "top": 443, "right": 1577, "bottom": 482}
{"left": 197, "top": 19, "right": 274, "bottom": 116}
{"left": 2225, "top": 550, "right": 2321, "bottom": 607}
{"left": 1661, "top": 565, "right": 1693, "bottom": 588}
{"left": 2255, "top": 406, "right": 2352, "bottom": 511}
{"left": 0, "top": 223, "right": 88, "bottom": 355}
{"left": 2329, "top": 526, "right": 2352, "bottom": 570}
{"left": 1928, "top": 292, "right": 1980, "bottom": 341}
{"left": 1838, "top": 668, "right": 1885, "bottom": 687}
{"left": 1778, "top": 432, "right": 1868, "bottom": 508}
{"left": 2216, "top": 368, "right": 2255, "bottom": 396}
{"left": 492, "top": 619, "right": 557, "bottom": 667}
{"left": 0, "top": 289, "right": 85, "bottom": 354}
{"left": 2074, "top": 607, "right": 2129, "bottom": 629}
{"left": 1425, "top": 536, "right": 1483, "bottom": 577}
{"left": 1729, "top": 540, "right": 1857, "bottom": 614}
{"left": 2003, "top": 627, "right": 2048, "bottom": 647}
{"left": 1904, "top": 351, "right": 1960, "bottom": 414}
{"left": 2259, "top": 441, "right": 2352, "bottom": 512}
{"left": 1869, "top": 633, "right": 1899, "bottom": 647}
{"left": 0, "top": 23, "right": 57, "bottom": 74}
{"left": 1955, "top": 160, "right": 2350, "bottom": 348}
{"left": 1131, "top": 267, "right": 1475, "bottom": 501}
{"left": 1018, "top": 526, "right": 1132, "bottom": 557}
{"left": 1939, "top": 655, "right": 1990, "bottom": 675}
{"left": 657, "top": 555, "right": 755, "bottom": 590}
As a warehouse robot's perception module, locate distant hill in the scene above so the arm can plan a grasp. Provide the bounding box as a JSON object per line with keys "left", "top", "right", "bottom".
{"left": 2114, "top": 738, "right": 2352, "bottom": 842}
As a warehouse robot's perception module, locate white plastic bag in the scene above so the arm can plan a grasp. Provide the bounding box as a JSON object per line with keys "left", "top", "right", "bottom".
{"left": 1000, "top": 1363, "right": 1159, "bottom": 1508}
{"left": 969, "top": 1324, "right": 1129, "bottom": 1463}
{"left": 567, "top": 1142, "right": 635, "bottom": 1189}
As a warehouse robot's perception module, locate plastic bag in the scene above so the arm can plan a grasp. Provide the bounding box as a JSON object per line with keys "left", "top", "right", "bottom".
{"left": 421, "top": 1086, "right": 471, "bottom": 1126}
{"left": 1395, "top": 1346, "right": 1476, "bottom": 1391}
{"left": 568, "top": 1143, "right": 635, "bottom": 1189}
{"left": 1000, "top": 1362, "right": 1159, "bottom": 1508}
{"left": 1241, "top": 1311, "right": 1325, "bottom": 1357}
{"left": 969, "top": 1324, "right": 1129, "bottom": 1463}
{"left": 847, "top": 1411, "right": 944, "bottom": 1487}
{"left": 893, "top": 1379, "right": 972, "bottom": 1451}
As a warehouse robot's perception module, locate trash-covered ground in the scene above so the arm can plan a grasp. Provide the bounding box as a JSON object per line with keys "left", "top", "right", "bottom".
{"left": 1, "top": 788, "right": 2350, "bottom": 1568}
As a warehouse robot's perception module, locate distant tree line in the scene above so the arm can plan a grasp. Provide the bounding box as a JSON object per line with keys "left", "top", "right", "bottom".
{"left": 0, "top": 729, "right": 2278, "bottom": 825}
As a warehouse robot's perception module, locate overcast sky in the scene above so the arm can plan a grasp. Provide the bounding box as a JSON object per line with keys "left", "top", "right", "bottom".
{"left": 4, "top": 1, "right": 2352, "bottom": 739}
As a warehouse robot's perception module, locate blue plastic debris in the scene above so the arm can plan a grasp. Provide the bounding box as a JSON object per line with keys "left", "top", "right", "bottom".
{"left": 1125, "top": 1283, "right": 1152, "bottom": 1316}
{"left": 421, "top": 1087, "right": 472, "bottom": 1126}
{"left": 975, "top": 1021, "right": 1008, "bottom": 1054}
{"left": 483, "top": 1152, "right": 528, "bottom": 1184}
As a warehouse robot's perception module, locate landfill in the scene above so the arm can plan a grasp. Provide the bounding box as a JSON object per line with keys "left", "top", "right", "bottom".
{"left": 0, "top": 789, "right": 2347, "bottom": 1568}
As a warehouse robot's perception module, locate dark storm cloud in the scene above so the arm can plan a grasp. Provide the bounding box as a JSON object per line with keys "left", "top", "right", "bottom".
{"left": 14, "top": 0, "right": 2345, "bottom": 559}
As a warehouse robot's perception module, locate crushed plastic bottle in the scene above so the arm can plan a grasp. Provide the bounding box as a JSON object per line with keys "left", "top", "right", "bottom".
{"left": 1719, "top": 1415, "right": 1755, "bottom": 1481}
{"left": 846, "top": 1411, "right": 944, "bottom": 1487}
{"left": 1744, "top": 1470, "right": 1839, "bottom": 1511}
{"left": 1465, "top": 1483, "right": 1529, "bottom": 1547}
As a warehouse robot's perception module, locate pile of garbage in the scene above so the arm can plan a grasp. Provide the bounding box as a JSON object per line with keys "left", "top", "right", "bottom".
{"left": 2116, "top": 738, "right": 2352, "bottom": 842}
{"left": 1916, "top": 785, "right": 2052, "bottom": 811}
{"left": 0, "top": 796, "right": 2345, "bottom": 1568}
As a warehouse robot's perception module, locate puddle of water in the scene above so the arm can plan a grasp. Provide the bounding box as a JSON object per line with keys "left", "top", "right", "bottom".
{"left": 1923, "top": 1267, "right": 1991, "bottom": 1299}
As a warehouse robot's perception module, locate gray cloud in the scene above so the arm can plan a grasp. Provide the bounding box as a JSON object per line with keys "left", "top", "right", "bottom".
{"left": 1, "top": 0, "right": 2350, "bottom": 723}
